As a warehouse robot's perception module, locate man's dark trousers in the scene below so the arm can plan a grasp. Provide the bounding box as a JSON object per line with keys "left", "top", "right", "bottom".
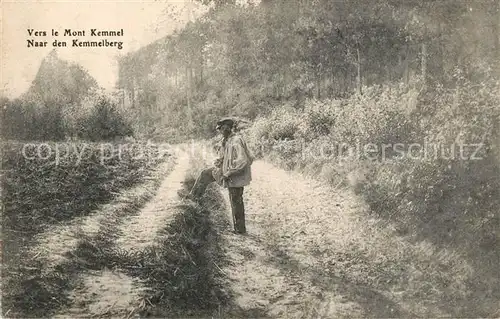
{"left": 228, "top": 187, "right": 245, "bottom": 233}
{"left": 190, "top": 168, "right": 246, "bottom": 233}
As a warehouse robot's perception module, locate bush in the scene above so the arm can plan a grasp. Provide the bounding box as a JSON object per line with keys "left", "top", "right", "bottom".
{"left": 1, "top": 99, "right": 67, "bottom": 141}
{"left": 1, "top": 140, "right": 168, "bottom": 317}
{"left": 266, "top": 107, "right": 303, "bottom": 140}
{"left": 1, "top": 94, "right": 133, "bottom": 142}
{"left": 354, "top": 79, "right": 500, "bottom": 315}
{"left": 300, "top": 99, "right": 340, "bottom": 140}
{"left": 78, "top": 96, "right": 133, "bottom": 141}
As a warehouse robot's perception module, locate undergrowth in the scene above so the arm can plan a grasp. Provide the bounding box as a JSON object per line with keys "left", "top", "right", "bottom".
{"left": 73, "top": 181, "right": 231, "bottom": 318}
{"left": 126, "top": 146, "right": 232, "bottom": 317}
{"left": 247, "top": 79, "right": 500, "bottom": 316}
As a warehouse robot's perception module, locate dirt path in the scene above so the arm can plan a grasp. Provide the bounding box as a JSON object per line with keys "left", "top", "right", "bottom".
{"left": 218, "top": 161, "right": 368, "bottom": 318}
{"left": 218, "top": 159, "right": 465, "bottom": 318}
{"left": 53, "top": 149, "right": 191, "bottom": 318}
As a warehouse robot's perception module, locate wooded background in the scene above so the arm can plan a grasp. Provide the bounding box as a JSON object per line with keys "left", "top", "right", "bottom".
{"left": 115, "top": 0, "right": 500, "bottom": 138}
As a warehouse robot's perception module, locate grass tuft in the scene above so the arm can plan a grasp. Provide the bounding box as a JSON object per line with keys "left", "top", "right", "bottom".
{"left": 120, "top": 178, "right": 231, "bottom": 317}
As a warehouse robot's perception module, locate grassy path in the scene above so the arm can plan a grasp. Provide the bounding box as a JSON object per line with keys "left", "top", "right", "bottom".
{"left": 217, "top": 159, "right": 473, "bottom": 318}
{"left": 14, "top": 145, "right": 481, "bottom": 318}
{"left": 53, "top": 149, "right": 191, "bottom": 318}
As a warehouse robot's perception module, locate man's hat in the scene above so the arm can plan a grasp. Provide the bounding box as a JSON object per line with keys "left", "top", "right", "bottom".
{"left": 216, "top": 117, "right": 235, "bottom": 130}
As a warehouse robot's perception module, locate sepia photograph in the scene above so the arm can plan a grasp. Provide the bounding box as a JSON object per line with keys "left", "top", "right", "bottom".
{"left": 1, "top": 0, "right": 500, "bottom": 318}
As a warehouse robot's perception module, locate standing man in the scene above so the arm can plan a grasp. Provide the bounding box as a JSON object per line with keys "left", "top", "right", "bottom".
{"left": 179, "top": 117, "right": 253, "bottom": 234}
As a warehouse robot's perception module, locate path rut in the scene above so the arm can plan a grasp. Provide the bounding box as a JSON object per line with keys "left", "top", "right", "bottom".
{"left": 53, "top": 149, "right": 191, "bottom": 318}
{"left": 47, "top": 147, "right": 469, "bottom": 318}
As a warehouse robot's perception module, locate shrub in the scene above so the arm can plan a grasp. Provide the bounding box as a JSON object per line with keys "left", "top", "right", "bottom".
{"left": 2, "top": 140, "right": 168, "bottom": 317}
{"left": 1, "top": 94, "right": 134, "bottom": 141}
{"left": 247, "top": 106, "right": 304, "bottom": 158}
{"left": 267, "top": 107, "right": 303, "bottom": 140}
{"left": 328, "top": 84, "right": 420, "bottom": 146}
{"left": 353, "top": 79, "right": 500, "bottom": 315}
{"left": 300, "top": 99, "right": 340, "bottom": 140}
{"left": 78, "top": 96, "right": 133, "bottom": 141}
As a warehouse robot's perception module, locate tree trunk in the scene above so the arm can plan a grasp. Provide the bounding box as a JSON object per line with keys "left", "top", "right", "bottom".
{"left": 317, "top": 71, "right": 321, "bottom": 99}
{"left": 190, "top": 67, "right": 194, "bottom": 90}
{"left": 132, "top": 78, "right": 138, "bottom": 108}
{"left": 421, "top": 42, "right": 427, "bottom": 87}
{"left": 200, "top": 60, "right": 203, "bottom": 84}
{"left": 331, "top": 66, "right": 335, "bottom": 98}
{"left": 344, "top": 67, "right": 348, "bottom": 95}
{"left": 492, "top": 3, "right": 500, "bottom": 73}
{"left": 404, "top": 44, "right": 410, "bottom": 88}
{"left": 186, "top": 65, "right": 193, "bottom": 127}
{"left": 281, "top": 72, "right": 285, "bottom": 98}
{"left": 356, "top": 47, "right": 362, "bottom": 95}
{"left": 496, "top": 2, "right": 500, "bottom": 76}
{"left": 347, "top": 69, "right": 352, "bottom": 93}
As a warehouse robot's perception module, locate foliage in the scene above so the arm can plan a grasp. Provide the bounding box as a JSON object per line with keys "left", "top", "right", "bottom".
{"left": 77, "top": 97, "right": 134, "bottom": 141}
{"left": 1, "top": 51, "right": 133, "bottom": 141}
{"left": 332, "top": 84, "right": 422, "bottom": 146}
{"left": 247, "top": 77, "right": 500, "bottom": 316}
{"left": 118, "top": 0, "right": 499, "bottom": 139}
{"left": 126, "top": 182, "right": 230, "bottom": 317}
{"left": 1, "top": 141, "right": 169, "bottom": 317}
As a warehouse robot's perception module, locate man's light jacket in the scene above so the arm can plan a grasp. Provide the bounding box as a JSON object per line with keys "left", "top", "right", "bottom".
{"left": 213, "top": 133, "right": 253, "bottom": 188}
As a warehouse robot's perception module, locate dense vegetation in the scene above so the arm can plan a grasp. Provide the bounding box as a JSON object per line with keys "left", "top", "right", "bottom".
{"left": 2, "top": 142, "right": 167, "bottom": 235}
{"left": 1, "top": 141, "right": 168, "bottom": 317}
{"left": 1, "top": 0, "right": 498, "bottom": 316}
{"left": 117, "top": 0, "right": 499, "bottom": 139}
{"left": 1, "top": 50, "right": 132, "bottom": 141}
{"left": 117, "top": 0, "right": 500, "bottom": 315}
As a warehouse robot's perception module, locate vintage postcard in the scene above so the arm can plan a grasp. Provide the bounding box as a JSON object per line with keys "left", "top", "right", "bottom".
{"left": 1, "top": 0, "right": 499, "bottom": 318}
